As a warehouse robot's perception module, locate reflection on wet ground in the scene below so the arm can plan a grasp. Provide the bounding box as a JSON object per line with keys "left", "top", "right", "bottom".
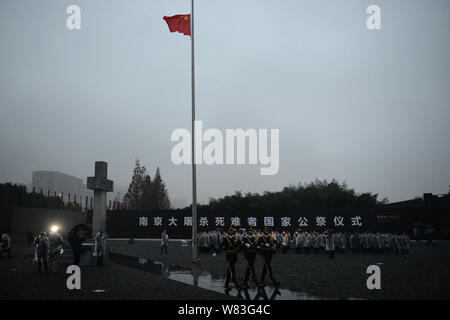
{"left": 109, "top": 252, "right": 341, "bottom": 300}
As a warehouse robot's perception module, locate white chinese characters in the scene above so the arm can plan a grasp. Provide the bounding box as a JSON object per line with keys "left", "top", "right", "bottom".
{"left": 139, "top": 217, "right": 148, "bottom": 227}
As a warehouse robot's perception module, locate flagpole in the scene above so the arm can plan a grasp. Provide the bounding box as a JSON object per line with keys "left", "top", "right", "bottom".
{"left": 191, "top": 0, "right": 198, "bottom": 264}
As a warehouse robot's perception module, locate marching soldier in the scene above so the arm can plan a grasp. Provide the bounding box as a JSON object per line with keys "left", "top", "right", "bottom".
{"left": 221, "top": 227, "right": 240, "bottom": 290}
{"left": 240, "top": 227, "right": 260, "bottom": 288}
{"left": 258, "top": 227, "right": 280, "bottom": 287}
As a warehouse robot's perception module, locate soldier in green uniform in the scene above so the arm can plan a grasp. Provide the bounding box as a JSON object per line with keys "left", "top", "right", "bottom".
{"left": 221, "top": 226, "right": 240, "bottom": 290}
{"left": 258, "top": 227, "right": 280, "bottom": 287}
{"left": 240, "top": 227, "right": 260, "bottom": 288}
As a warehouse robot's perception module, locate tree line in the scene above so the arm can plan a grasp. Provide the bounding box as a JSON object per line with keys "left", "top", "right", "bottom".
{"left": 122, "top": 159, "right": 171, "bottom": 210}
{"left": 200, "top": 179, "right": 389, "bottom": 213}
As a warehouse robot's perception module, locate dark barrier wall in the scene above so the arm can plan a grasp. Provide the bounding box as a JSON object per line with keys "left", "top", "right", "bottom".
{"left": 11, "top": 206, "right": 86, "bottom": 241}
{"left": 105, "top": 208, "right": 379, "bottom": 239}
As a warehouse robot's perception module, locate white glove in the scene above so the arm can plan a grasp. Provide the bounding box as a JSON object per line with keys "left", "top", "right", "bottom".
{"left": 245, "top": 243, "right": 251, "bottom": 248}
{"left": 265, "top": 243, "right": 270, "bottom": 248}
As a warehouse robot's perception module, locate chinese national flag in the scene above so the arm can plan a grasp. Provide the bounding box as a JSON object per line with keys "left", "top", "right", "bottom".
{"left": 163, "top": 15, "right": 191, "bottom": 36}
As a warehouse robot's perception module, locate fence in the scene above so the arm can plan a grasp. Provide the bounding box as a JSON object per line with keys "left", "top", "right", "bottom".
{"left": 11, "top": 206, "right": 86, "bottom": 242}
{"left": 29, "top": 187, "right": 123, "bottom": 210}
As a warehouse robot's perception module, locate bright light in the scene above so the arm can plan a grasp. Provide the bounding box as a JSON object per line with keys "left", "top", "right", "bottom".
{"left": 50, "top": 225, "right": 59, "bottom": 232}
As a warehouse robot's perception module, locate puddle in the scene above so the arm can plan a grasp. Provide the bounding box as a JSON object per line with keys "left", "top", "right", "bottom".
{"left": 108, "top": 252, "right": 343, "bottom": 300}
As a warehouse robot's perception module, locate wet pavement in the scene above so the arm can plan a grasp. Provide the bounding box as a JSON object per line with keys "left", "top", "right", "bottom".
{"left": 108, "top": 252, "right": 349, "bottom": 300}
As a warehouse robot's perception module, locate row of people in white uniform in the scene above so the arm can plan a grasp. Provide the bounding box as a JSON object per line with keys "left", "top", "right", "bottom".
{"left": 198, "top": 231, "right": 223, "bottom": 253}
{"left": 293, "top": 231, "right": 411, "bottom": 254}
{"left": 197, "top": 230, "right": 411, "bottom": 254}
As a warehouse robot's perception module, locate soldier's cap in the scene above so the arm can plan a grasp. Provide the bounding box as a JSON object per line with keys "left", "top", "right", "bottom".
{"left": 246, "top": 227, "right": 254, "bottom": 232}
{"left": 263, "top": 226, "right": 270, "bottom": 232}
{"left": 227, "top": 226, "right": 234, "bottom": 232}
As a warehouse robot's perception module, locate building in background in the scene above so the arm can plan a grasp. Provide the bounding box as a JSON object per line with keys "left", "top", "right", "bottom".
{"left": 30, "top": 170, "right": 127, "bottom": 207}
{"left": 31, "top": 170, "right": 92, "bottom": 199}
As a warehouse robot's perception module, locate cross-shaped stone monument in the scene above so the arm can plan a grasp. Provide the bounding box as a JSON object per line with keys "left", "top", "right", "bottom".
{"left": 87, "top": 161, "right": 113, "bottom": 238}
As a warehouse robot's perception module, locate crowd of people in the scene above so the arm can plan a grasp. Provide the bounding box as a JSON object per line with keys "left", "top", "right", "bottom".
{"left": 33, "top": 229, "right": 64, "bottom": 273}
{"left": 197, "top": 227, "right": 412, "bottom": 290}
{"left": 293, "top": 231, "right": 411, "bottom": 255}
{"left": 31, "top": 228, "right": 108, "bottom": 273}
{"left": 197, "top": 229, "right": 412, "bottom": 256}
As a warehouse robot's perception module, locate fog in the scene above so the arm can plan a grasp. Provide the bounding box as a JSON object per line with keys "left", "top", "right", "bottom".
{"left": 1, "top": 0, "right": 449, "bottom": 207}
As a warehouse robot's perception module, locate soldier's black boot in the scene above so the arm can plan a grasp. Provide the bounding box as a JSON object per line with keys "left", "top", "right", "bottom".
{"left": 233, "top": 279, "right": 241, "bottom": 290}
{"left": 250, "top": 272, "right": 259, "bottom": 287}
{"left": 270, "top": 275, "right": 280, "bottom": 287}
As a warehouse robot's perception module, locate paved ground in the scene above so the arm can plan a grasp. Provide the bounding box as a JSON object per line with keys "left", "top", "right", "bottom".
{"left": 109, "top": 240, "right": 450, "bottom": 300}
{"left": 0, "top": 243, "right": 231, "bottom": 300}
{"left": 1, "top": 241, "right": 449, "bottom": 300}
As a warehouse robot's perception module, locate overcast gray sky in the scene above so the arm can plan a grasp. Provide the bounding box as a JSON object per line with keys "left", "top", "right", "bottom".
{"left": 0, "top": 0, "right": 449, "bottom": 207}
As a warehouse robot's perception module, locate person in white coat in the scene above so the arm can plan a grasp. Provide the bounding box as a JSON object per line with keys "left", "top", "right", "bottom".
{"left": 299, "top": 232, "right": 306, "bottom": 253}
{"left": 393, "top": 234, "right": 401, "bottom": 254}
{"left": 401, "top": 234, "right": 411, "bottom": 253}
{"left": 94, "top": 231, "right": 108, "bottom": 266}
{"left": 325, "top": 230, "right": 335, "bottom": 259}
{"left": 339, "top": 233, "right": 347, "bottom": 253}
{"left": 384, "top": 233, "right": 392, "bottom": 253}
{"left": 304, "top": 232, "right": 312, "bottom": 254}
{"left": 160, "top": 230, "right": 169, "bottom": 254}
{"left": 313, "top": 232, "right": 321, "bottom": 254}
{"left": 293, "top": 231, "right": 301, "bottom": 254}
{"left": 281, "top": 231, "right": 289, "bottom": 254}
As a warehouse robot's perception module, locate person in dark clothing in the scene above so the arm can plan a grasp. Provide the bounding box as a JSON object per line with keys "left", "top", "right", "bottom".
{"left": 0, "top": 233, "right": 12, "bottom": 258}
{"left": 240, "top": 227, "right": 259, "bottom": 288}
{"left": 36, "top": 232, "right": 49, "bottom": 273}
{"left": 258, "top": 227, "right": 280, "bottom": 287}
{"left": 221, "top": 227, "right": 240, "bottom": 290}
{"left": 69, "top": 230, "right": 87, "bottom": 266}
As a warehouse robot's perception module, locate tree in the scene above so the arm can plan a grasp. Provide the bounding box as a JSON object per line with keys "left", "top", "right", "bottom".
{"left": 123, "top": 159, "right": 147, "bottom": 209}
{"left": 138, "top": 174, "right": 154, "bottom": 209}
{"left": 122, "top": 161, "right": 172, "bottom": 210}
{"left": 150, "top": 167, "right": 171, "bottom": 210}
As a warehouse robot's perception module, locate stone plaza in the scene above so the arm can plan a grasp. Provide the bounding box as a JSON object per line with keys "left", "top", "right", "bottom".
{"left": 1, "top": 239, "right": 449, "bottom": 300}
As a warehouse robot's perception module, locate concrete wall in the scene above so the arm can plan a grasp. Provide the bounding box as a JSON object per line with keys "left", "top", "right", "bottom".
{"left": 11, "top": 206, "right": 86, "bottom": 241}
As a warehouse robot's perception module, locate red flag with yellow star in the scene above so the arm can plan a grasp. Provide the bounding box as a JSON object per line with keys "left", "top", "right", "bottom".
{"left": 163, "top": 15, "right": 191, "bottom": 36}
